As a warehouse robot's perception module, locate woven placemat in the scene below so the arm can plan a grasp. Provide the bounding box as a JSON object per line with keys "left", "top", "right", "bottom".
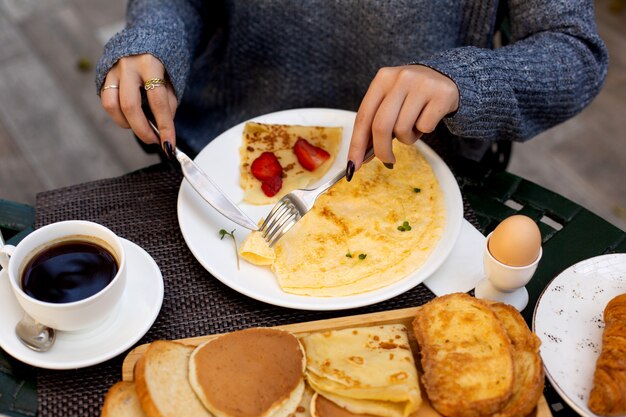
{"left": 34, "top": 160, "right": 480, "bottom": 417}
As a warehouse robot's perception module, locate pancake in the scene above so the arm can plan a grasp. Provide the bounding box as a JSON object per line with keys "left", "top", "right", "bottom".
{"left": 240, "top": 122, "right": 342, "bottom": 204}
{"left": 240, "top": 141, "right": 445, "bottom": 296}
{"left": 189, "top": 328, "right": 306, "bottom": 417}
{"left": 301, "top": 324, "right": 421, "bottom": 417}
{"left": 297, "top": 384, "right": 315, "bottom": 417}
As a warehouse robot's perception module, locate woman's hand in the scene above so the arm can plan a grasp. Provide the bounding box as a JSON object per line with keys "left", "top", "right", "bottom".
{"left": 347, "top": 65, "right": 459, "bottom": 176}
{"left": 100, "top": 54, "right": 178, "bottom": 154}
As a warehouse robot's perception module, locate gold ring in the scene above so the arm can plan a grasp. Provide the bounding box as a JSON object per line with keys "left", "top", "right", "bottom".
{"left": 101, "top": 84, "right": 119, "bottom": 91}
{"left": 143, "top": 78, "right": 166, "bottom": 90}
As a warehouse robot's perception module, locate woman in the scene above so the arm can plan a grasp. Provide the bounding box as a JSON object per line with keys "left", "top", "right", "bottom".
{"left": 96, "top": 0, "right": 607, "bottom": 179}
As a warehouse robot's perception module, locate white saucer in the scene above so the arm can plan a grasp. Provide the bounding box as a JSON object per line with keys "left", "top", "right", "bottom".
{"left": 0, "top": 238, "right": 163, "bottom": 370}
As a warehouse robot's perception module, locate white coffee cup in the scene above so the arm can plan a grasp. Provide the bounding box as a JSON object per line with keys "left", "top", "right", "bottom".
{"left": 0, "top": 220, "right": 126, "bottom": 331}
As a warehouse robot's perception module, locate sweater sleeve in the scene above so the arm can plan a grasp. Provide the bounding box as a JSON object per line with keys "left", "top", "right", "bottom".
{"left": 417, "top": 0, "right": 608, "bottom": 142}
{"left": 95, "top": 0, "right": 209, "bottom": 100}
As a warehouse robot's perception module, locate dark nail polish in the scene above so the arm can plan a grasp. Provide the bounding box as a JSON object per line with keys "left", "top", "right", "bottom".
{"left": 383, "top": 162, "right": 394, "bottom": 169}
{"left": 346, "top": 160, "right": 355, "bottom": 182}
{"left": 164, "top": 141, "right": 174, "bottom": 160}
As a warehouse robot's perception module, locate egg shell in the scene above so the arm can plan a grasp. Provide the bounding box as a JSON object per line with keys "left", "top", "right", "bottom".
{"left": 488, "top": 215, "right": 541, "bottom": 267}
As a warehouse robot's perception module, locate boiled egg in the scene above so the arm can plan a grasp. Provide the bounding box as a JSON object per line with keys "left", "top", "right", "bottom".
{"left": 488, "top": 215, "right": 541, "bottom": 267}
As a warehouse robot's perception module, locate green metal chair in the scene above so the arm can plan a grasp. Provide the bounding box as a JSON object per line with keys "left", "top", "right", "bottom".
{"left": 0, "top": 199, "right": 35, "bottom": 246}
{"left": 0, "top": 199, "right": 37, "bottom": 417}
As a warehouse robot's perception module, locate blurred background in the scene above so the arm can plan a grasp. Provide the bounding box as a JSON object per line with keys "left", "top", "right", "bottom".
{"left": 0, "top": 0, "right": 624, "bottom": 231}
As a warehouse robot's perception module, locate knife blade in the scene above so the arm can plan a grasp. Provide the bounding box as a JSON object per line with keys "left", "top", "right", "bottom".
{"left": 140, "top": 91, "right": 259, "bottom": 230}
{"left": 174, "top": 147, "right": 259, "bottom": 231}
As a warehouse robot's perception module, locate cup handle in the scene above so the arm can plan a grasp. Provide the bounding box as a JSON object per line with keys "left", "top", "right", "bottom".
{"left": 0, "top": 245, "right": 15, "bottom": 271}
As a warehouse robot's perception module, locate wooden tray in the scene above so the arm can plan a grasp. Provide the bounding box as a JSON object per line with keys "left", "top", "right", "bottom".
{"left": 122, "top": 306, "right": 552, "bottom": 417}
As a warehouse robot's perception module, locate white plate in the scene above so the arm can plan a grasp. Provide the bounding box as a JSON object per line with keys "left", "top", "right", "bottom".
{"left": 533, "top": 253, "right": 626, "bottom": 416}
{"left": 177, "top": 108, "right": 463, "bottom": 310}
{"left": 0, "top": 238, "right": 163, "bottom": 369}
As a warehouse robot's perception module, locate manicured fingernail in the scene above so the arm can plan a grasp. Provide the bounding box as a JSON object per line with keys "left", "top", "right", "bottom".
{"left": 346, "top": 160, "right": 355, "bottom": 182}
{"left": 164, "top": 141, "right": 174, "bottom": 160}
{"left": 383, "top": 162, "right": 394, "bottom": 169}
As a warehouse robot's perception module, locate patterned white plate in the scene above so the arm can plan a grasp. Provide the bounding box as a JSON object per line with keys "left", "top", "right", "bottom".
{"left": 533, "top": 253, "right": 626, "bottom": 416}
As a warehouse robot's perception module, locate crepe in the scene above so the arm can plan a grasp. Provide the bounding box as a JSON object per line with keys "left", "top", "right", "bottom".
{"left": 301, "top": 324, "right": 421, "bottom": 417}
{"left": 241, "top": 141, "right": 445, "bottom": 296}
{"left": 240, "top": 122, "right": 342, "bottom": 204}
{"left": 240, "top": 227, "right": 276, "bottom": 266}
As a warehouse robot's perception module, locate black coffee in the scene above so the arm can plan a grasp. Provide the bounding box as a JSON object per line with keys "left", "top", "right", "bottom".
{"left": 21, "top": 239, "right": 118, "bottom": 303}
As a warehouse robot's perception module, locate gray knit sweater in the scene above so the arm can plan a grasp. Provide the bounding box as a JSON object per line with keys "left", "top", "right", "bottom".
{"left": 96, "top": 0, "right": 608, "bottom": 158}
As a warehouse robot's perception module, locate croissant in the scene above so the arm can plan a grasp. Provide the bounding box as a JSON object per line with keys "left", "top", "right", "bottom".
{"left": 588, "top": 293, "right": 626, "bottom": 416}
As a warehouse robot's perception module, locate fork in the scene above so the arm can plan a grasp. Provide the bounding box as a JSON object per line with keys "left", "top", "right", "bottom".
{"left": 260, "top": 147, "right": 375, "bottom": 247}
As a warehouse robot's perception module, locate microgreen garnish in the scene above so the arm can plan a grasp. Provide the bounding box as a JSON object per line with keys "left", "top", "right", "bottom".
{"left": 413, "top": 187, "right": 421, "bottom": 193}
{"left": 397, "top": 221, "right": 412, "bottom": 232}
{"left": 358, "top": 253, "right": 367, "bottom": 260}
{"left": 219, "top": 229, "right": 240, "bottom": 270}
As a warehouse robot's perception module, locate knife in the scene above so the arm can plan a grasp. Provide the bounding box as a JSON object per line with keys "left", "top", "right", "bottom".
{"left": 141, "top": 91, "right": 259, "bottom": 231}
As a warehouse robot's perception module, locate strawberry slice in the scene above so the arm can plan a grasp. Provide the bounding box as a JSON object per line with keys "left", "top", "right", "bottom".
{"left": 250, "top": 151, "right": 284, "bottom": 197}
{"left": 251, "top": 151, "right": 283, "bottom": 180}
{"left": 261, "top": 176, "right": 282, "bottom": 197}
{"left": 293, "top": 138, "right": 330, "bottom": 171}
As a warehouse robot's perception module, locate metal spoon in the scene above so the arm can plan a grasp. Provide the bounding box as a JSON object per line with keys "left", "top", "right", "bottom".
{"left": 14, "top": 313, "right": 56, "bottom": 352}
{"left": 0, "top": 230, "right": 56, "bottom": 352}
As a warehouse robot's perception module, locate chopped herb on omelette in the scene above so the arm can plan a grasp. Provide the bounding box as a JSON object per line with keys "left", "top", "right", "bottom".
{"left": 240, "top": 122, "right": 342, "bottom": 204}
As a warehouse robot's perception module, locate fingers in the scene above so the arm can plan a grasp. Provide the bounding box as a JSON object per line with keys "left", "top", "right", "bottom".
{"left": 146, "top": 82, "right": 177, "bottom": 150}
{"left": 347, "top": 65, "right": 460, "bottom": 180}
{"left": 100, "top": 72, "right": 130, "bottom": 129}
{"left": 394, "top": 90, "right": 427, "bottom": 145}
{"left": 371, "top": 86, "right": 407, "bottom": 165}
{"left": 348, "top": 69, "right": 389, "bottom": 171}
{"left": 119, "top": 73, "right": 159, "bottom": 145}
{"left": 167, "top": 87, "right": 178, "bottom": 118}
{"left": 416, "top": 96, "right": 453, "bottom": 135}
{"left": 99, "top": 55, "right": 177, "bottom": 149}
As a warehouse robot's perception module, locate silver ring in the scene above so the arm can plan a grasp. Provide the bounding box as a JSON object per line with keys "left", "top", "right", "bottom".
{"left": 102, "top": 84, "right": 119, "bottom": 91}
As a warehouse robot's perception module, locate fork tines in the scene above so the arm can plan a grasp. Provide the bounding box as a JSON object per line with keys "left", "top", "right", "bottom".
{"left": 260, "top": 198, "right": 302, "bottom": 247}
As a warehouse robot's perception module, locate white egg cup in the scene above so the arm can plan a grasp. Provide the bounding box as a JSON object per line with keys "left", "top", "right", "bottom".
{"left": 474, "top": 232, "right": 542, "bottom": 311}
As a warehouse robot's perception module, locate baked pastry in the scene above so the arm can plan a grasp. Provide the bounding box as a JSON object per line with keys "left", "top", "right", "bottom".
{"left": 412, "top": 293, "right": 515, "bottom": 417}
{"left": 135, "top": 341, "right": 211, "bottom": 417}
{"left": 588, "top": 293, "right": 626, "bottom": 416}
{"left": 101, "top": 381, "right": 146, "bottom": 417}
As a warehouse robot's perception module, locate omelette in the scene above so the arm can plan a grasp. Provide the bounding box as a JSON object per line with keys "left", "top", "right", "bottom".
{"left": 301, "top": 324, "right": 421, "bottom": 417}
{"left": 240, "top": 122, "right": 342, "bottom": 205}
{"left": 240, "top": 141, "right": 446, "bottom": 297}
